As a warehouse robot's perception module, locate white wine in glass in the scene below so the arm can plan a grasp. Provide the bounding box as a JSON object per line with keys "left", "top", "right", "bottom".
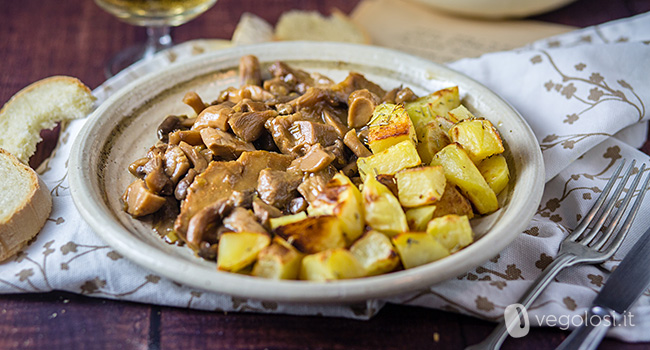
{"left": 94, "top": 0, "right": 217, "bottom": 77}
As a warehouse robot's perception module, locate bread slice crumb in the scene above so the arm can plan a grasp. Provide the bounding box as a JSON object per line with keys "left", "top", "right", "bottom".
{"left": 0, "top": 76, "right": 95, "bottom": 164}
{"left": 232, "top": 12, "right": 274, "bottom": 45}
{"left": 274, "top": 9, "right": 370, "bottom": 44}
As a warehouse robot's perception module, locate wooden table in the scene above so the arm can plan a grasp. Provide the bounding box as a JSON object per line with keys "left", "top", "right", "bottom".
{"left": 1, "top": 0, "right": 650, "bottom": 349}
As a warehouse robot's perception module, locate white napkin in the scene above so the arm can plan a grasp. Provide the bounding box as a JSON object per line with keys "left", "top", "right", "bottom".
{"left": 2, "top": 12, "right": 650, "bottom": 342}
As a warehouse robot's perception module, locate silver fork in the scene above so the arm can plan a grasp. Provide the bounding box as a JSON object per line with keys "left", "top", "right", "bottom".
{"left": 466, "top": 159, "right": 650, "bottom": 350}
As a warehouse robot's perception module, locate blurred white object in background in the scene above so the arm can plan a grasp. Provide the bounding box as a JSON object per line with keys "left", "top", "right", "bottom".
{"left": 410, "top": 0, "right": 578, "bottom": 19}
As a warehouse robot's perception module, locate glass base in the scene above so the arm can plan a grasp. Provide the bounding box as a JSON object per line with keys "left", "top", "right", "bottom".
{"left": 104, "top": 26, "right": 172, "bottom": 78}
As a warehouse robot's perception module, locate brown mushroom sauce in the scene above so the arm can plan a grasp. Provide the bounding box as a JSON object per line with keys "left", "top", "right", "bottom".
{"left": 121, "top": 55, "right": 419, "bottom": 261}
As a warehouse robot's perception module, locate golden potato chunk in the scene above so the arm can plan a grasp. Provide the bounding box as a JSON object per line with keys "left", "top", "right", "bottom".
{"left": 367, "top": 103, "right": 417, "bottom": 154}
{"left": 252, "top": 237, "right": 304, "bottom": 280}
{"left": 362, "top": 175, "right": 409, "bottom": 236}
{"left": 435, "top": 116, "right": 455, "bottom": 134}
{"left": 449, "top": 118, "right": 504, "bottom": 163}
{"left": 431, "top": 143, "right": 498, "bottom": 214}
{"left": 299, "top": 248, "right": 365, "bottom": 281}
{"left": 269, "top": 212, "right": 308, "bottom": 230}
{"left": 392, "top": 232, "right": 450, "bottom": 269}
{"left": 415, "top": 121, "right": 451, "bottom": 164}
{"left": 431, "top": 184, "right": 474, "bottom": 219}
{"left": 357, "top": 140, "right": 421, "bottom": 178}
{"left": 395, "top": 166, "right": 446, "bottom": 208}
{"left": 307, "top": 173, "right": 365, "bottom": 244}
{"left": 274, "top": 215, "right": 345, "bottom": 254}
{"left": 350, "top": 231, "right": 400, "bottom": 276}
{"left": 405, "top": 86, "right": 460, "bottom": 130}
{"left": 447, "top": 105, "right": 475, "bottom": 123}
{"left": 217, "top": 232, "right": 271, "bottom": 272}
{"left": 478, "top": 154, "right": 510, "bottom": 195}
{"left": 405, "top": 205, "right": 437, "bottom": 232}
{"left": 427, "top": 214, "right": 473, "bottom": 253}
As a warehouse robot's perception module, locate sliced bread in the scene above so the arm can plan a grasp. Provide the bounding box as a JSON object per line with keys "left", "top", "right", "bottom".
{"left": 0, "top": 148, "right": 52, "bottom": 262}
{"left": 274, "top": 9, "right": 370, "bottom": 44}
{"left": 0, "top": 76, "right": 95, "bottom": 164}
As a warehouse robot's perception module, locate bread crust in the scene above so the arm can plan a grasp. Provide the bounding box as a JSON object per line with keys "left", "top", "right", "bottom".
{"left": 0, "top": 76, "right": 93, "bottom": 116}
{"left": 0, "top": 149, "right": 53, "bottom": 262}
{"left": 0, "top": 75, "right": 95, "bottom": 164}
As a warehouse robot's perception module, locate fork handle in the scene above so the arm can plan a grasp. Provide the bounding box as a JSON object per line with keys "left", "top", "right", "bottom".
{"left": 465, "top": 253, "right": 576, "bottom": 350}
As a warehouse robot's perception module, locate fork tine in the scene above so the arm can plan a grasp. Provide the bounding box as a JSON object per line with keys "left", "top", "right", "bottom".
{"left": 567, "top": 160, "right": 627, "bottom": 241}
{"left": 574, "top": 160, "right": 636, "bottom": 244}
{"left": 592, "top": 164, "right": 650, "bottom": 252}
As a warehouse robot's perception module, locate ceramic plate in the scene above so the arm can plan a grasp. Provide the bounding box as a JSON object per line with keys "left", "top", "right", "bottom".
{"left": 411, "top": 0, "right": 577, "bottom": 18}
{"left": 69, "top": 42, "right": 544, "bottom": 303}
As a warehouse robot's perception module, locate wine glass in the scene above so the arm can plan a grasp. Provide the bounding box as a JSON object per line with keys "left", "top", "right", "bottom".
{"left": 94, "top": 0, "right": 217, "bottom": 77}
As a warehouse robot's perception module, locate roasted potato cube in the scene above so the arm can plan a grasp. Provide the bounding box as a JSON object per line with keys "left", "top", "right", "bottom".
{"left": 415, "top": 121, "right": 451, "bottom": 164}
{"left": 375, "top": 174, "right": 398, "bottom": 197}
{"left": 395, "top": 166, "right": 446, "bottom": 208}
{"left": 299, "top": 248, "right": 365, "bottom": 281}
{"left": 362, "top": 175, "right": 409, "bottom": 236}
{"left": 405, "top": 86, "right": 460, "bottom": 129}
{"left": 478, "top": 154, "right": 510, "bottom": 195}
{"left": 447, "top": 105, "right": 475, "bottom": 123}
{"left": 217, "top": 232, "right": 271, "bottom": 272}
{"left": 405, "top": 205, "right": 437, "bottom": 231}
{"left": 431, "top": 143, "right": 498, "bottom": 214}
{"left": 435, "top": 116, "right": 455, "bottom": 134}
{"left": 431, "top": 184, "right": 474, "bottom": 219}
{"left": 350, "top": 231, "right": 400, "bottom": 276}
{"left": 427, "top": 214, "right": 473, "bottom": 253}
{"left": 449, "top": 118, "right": 504, "bottom": 163}
{"left": 269, "top": 212, "right": 307, "bottom": 230}
{"left": 367, "top": 103, "right": 417, "bottom": 154}
{"left": 274, "top": 215, "right": 345, "bottom": 254}
{"left": 307, "top": 173, "right": 365, "bottom": 244}
{"left": 392, "top": 232, "right": 450, "bottom": 269}
{"left": 252, "top": 237, "right": 304, "bottom": 280}
{"left": 357, "top": 140, "right": 421, "bottom": 178}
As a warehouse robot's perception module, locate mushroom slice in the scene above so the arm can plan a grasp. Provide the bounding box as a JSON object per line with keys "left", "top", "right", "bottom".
{"left": 164, "top": 145, "right": 191, "bottom": 183}
{"left": 239, "top": 54, "right": 262, "bottom": 86}
{"left": 199, "top": 127, "right": 256, "bottom": 160}
{"left": 174, "top": 168, "right": 197, "bottom": 201}
{"left": 290, "top": 144, "right": 335, "bottom": 173}
{"left": 289, "top": 120, "right": 339, "bottom": 148}
{"left": 193, "top": 104, "right": 233, "bottom": 131}
{"left": 143, "top": 155, "right": 173, "bottom": 195}
{"left": 168, "top": 129, "right": 203, "bottom": 146}
{"left": 395, "top": 87, "right": 417, "bottom": 104}
{"left": 122, "top": 180, "right": 166, "bottom": 217}
{"left": 343, "top": 130, "right": 371, "bottom": 158}
{"left": 253, "top": 197, "right": 283, "bottom": 230}
{"left": 228, "top": 110, "right": 277, "bottom": 142}
{"left": 178, "top": 141, "right": 208, "bottom": 173}
{"left": 186, "top": 199, "right": 230, "bottom": 251}
{"left": 182, "top": 91, "right": 207, "bottom": 115}
{"left": 256, "top": 168, "right": 302, "bottom": 209}
{"left": 347, "top": 89, "right": 379, "bottom": 128}
{"left": 223, "top": 207, "right": 268, "bottom": 235}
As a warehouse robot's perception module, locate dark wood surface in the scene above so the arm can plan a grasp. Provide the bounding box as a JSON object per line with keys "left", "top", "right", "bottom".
{"left": 1, "top": 0, "right": 650, "bottom": 349}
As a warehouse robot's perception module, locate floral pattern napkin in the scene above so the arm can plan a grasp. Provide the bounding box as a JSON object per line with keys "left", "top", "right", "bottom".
{"left": 2, "top": 12, "right": 650, "bottom": 342}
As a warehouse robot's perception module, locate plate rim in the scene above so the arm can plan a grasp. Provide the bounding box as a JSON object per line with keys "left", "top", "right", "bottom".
{"left": 69, "top": 41, "right": 545, "bottom": 303}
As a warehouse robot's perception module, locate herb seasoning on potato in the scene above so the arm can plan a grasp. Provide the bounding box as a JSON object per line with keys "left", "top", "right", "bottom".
{"left": 121, "top": 55, "right": 510, "bottom": 281}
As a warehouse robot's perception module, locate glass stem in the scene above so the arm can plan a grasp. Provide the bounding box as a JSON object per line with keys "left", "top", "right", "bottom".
{"left": 144, "top": 26, "right": 173, "bottom": 59}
